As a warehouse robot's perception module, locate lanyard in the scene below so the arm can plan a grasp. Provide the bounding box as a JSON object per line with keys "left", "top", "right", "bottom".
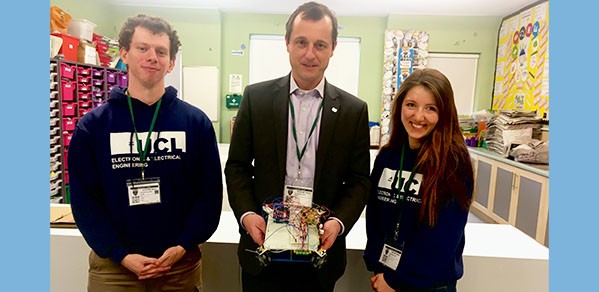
{"left": 126, "top": 91, "right": 162, "bottom": 180}
{"left": 391, "top": 143, "right": 417, "bottom": 242}
{"left": 288, "top": 96, "right": 324, "bottom": 179}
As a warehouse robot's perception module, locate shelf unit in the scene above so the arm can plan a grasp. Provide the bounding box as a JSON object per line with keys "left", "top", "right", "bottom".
{"left": 49, "top": 58, "right": 127, "bottom": 203}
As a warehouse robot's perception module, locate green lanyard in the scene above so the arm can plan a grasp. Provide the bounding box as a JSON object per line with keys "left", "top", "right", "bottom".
{"left": 126, "top": 91, "right": 162, "bottom": 180}
{"left": 288, "top": 96, "right": 324, "bottom": 179}
{"left": 391, "top": 143, "right": 417, "bottom": 242}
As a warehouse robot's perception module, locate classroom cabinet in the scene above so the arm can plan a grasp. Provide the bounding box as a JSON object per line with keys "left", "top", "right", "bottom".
{"left": 469, "top": 148, "right": 549, "bottom": 246}
{"left": 49, "top": 58, "right": 127, "bottom": 203}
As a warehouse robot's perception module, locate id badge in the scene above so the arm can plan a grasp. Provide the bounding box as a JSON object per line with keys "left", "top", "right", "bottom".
{"left": 283, "top": 185, "right": 313, "bottom": 207}
{"left": 379, "top": 244, "right": 402, "bottom": 270}
{"left": 126, "top": 177, "right": 161, "bottom": 206}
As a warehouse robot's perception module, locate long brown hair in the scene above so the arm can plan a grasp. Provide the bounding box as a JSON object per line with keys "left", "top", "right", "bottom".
{"left": 386, "top": 68, "right": 473, "bottom": 227}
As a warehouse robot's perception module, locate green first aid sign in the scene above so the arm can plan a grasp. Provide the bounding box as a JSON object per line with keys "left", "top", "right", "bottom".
{"left": 226, "top": 94, "right": 242, "bottom": 109}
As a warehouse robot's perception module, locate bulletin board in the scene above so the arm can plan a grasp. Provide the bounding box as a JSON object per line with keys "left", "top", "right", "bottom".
{"left": 379, "top": 30, "right": 429, "bottom": 145}
{"left": 492, "top": 0, "right": 549, "bottom": 117}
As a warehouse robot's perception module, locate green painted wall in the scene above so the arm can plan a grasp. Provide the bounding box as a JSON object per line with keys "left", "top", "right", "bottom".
{"left": 48, "top": 2, "right": 504, "bottom": 143}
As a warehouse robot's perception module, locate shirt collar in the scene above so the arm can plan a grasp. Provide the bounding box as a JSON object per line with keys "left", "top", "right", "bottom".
{"left": 289, "top": 77, "right": 325, "bottom": 99}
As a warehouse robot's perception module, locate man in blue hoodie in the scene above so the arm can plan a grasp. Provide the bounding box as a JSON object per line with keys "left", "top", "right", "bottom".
{"left": 68, "top": 14, "right": 222, "bottom": 292}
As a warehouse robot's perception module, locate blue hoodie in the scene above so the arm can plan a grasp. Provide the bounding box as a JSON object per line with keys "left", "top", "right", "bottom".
{"left": 363, "top": 146, "right": 472, "bottom": 290}
{"left": 69, "top": 86, "right": 223, "bottom": 264}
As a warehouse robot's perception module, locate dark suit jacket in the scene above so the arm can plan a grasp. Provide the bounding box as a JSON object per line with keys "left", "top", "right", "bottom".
{"left": 225, "top": 74, "right": 371, "bottom": 281}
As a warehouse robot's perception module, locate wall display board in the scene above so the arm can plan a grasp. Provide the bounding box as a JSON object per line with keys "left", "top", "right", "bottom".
{"left": 379, "top": 30, "right": 429, "bottom": 145}
{"left": 492, "top": 0, "right": 549, "bottom": 117}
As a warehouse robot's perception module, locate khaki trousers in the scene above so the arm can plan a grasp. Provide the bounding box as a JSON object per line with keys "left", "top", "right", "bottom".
{"left": 87, "top": 246, "right": 202, "bottom": 292}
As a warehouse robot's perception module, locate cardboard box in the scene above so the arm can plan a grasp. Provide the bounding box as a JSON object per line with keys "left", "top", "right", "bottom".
{"left": 78, "top": 41, "right": 97, "bottom": 65}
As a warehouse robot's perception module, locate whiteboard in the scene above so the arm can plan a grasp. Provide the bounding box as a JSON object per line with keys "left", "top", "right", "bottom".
{"left": 182, "top": 66, "right": 219, "bottom": 122}
{"left": 427, "top": 53, "right": 479, "bottom": 115}
{"left": 249, "top": 34, "right": 360, "bottom": 96}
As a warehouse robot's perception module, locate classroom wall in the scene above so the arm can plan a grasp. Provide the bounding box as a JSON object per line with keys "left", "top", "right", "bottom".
{"left": 49, "top": 2, "right": 505, "bottom": 143}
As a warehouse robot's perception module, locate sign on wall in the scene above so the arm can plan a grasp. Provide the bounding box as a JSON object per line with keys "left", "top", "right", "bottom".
{"left": 492, "top": 0, "right": 549, "bottom": 118}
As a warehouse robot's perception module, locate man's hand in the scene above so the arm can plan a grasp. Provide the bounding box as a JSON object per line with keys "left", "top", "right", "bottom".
{"left": 156, "top": 245, "right": 186, "bottom": 267}
{"left": 242, "top": 213, "right": 266, "bottom": 246}
{"left": 121, "top": 254, "right": 170, "bottom": 280}
{"left": 370, "top": 273, "right": 395, "bottom": 292}
{"left": 319, "top": 219, "right": 341, "bottom": 250}
{"left": 370, "top": 273, "right": 396, "bottom": 292}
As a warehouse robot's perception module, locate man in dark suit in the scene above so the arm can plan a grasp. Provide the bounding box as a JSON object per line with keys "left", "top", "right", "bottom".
{"left": 225, "top": 2, "right": 370, "bottom": 291}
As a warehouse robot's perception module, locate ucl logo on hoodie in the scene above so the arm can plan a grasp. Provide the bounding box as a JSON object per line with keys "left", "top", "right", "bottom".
{"left": 110, "top": 131, "right": 186, "bottom": 155}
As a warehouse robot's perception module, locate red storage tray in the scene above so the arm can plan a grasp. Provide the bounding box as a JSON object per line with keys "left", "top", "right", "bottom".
{"left": 61, "top": 81, "right": 75, "bottom": 101}
{"left": 77, "top": 76, "right": 91, "bottom": 84}
{"left": 63, "top": 132, "right": 73, "bottom": 147}
{"left": 78, "top": 92, "right": 91, "bottom": 100}
{"left": 79, "top": 108, "right": 92, "bottom": 116}
{"left": 79, "top": 101, "right": 92, "bottom": 108}
{"left": 78, "top": 84, "right": 91, "bottom": 92}
{"left": 59, "top": 63, "right": 76, "bottom": 80}
{"left": 62, "top": 103, "right": 77, "bottom": 117}
{"left": 77, "top": 66, "right": 91, "bottom": 76}
{"left": 51, "top": 33, "right": 79, "bottom": 62}
{"left": 63, "top": 150, "right": 69, "bottom": 170}
{"left": 62, "top": 118, "right": 78, "bottom": 131}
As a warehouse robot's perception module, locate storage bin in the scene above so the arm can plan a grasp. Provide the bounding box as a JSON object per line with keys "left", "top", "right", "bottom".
{"left": 50, "top": 145, "right": 60, "bottom": 155}
{"left": 78, "top": 84, "right": 91, "bottom": 92}
{"left": 79, "top": 101, "right": 92, "bottom": 108}
{"left": 79, "top": 108, "right": 92, "bottom": 116}
{"left": 78, "top": 92, "right": 91, "bottom": 100}
{"left": 59, "top": 62, "right": 76, "bottom": 80}
{"left": 62, "top": 118, "right": 77, "bottom": 131}
{"left": 64, "top": 151, "right": 69, "bottom": 170}
{"left": 92, "top": 68, "right": 103, "bottom": 78}
{"left": 93, "top": 90, "right": 104, "bottom": 98}
{"left": 51, "top": 33, "right": 79, "bottom": 62}
{"left": 67, "top": 19, "right": 97, "bottom": 42}
{"left": 61, "top": 81, "right": 75, "bottom": 101}
{"left": 63, "top": 132, "right": 73, "bottom": 147}
{"left": 50, "top": 127, "right": 61, "bottom": 136}
{"left": 77, "top": 75, "right": 91, "bottom": 84}
{"left": 117, "top": 73, "right": 128, "bottom": 86}
{"left": 62, "top": 103, "right": 77, "bottom": 117}
{"left": 106, "top": 71, "right": 116, "bottom": 83}
{"left": 77, "top": 66, "right": 91, "bottom": 76}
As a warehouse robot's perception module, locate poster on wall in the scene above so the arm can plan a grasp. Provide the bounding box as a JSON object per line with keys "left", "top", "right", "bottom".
{"left": 379, "top": 30, "right": 429, "bottom": 145}
{"left": 492, "top": 0, "right": 549, "bottom": 118}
